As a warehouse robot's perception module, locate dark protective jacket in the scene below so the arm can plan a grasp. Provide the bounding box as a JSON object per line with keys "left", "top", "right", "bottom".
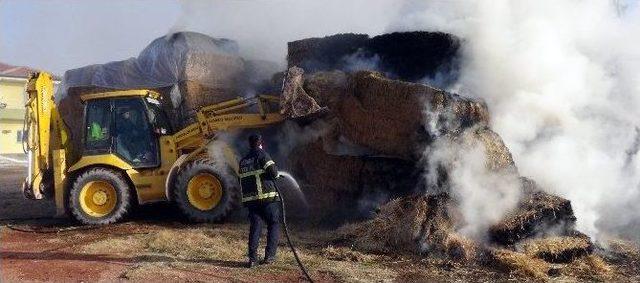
{"left": 239, "top": 148, "right": 279, "bottom": 204}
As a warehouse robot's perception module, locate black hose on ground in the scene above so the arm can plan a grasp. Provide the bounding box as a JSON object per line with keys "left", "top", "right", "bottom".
{"left": 1, "top": 217, "right": 110, "bottom": 233}
{"left": 0, "top": 217, "right": 88, "bottom": 233}
{"left": 273, "top": 181, "right": 314, "bottom": 283}
{"left": 4, "top": 224, "right": 101, "bottom": 233}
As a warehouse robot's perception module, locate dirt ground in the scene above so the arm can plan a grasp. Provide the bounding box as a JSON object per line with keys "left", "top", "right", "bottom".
{"left": 1, "top": 163, "right": 639, "bottom": 282}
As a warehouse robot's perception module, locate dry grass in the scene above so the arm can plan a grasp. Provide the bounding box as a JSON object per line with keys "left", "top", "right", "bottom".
{"left": 146, "top": 228, "right": 247, "bottom": 260}
{"left": 321, "top": 245, "right": 377, "bottom": 263}
{"left": 487, "top": 248, "right": 550, "bottom": 279}
{"left": 519, "top": 236, "right": 592, "bottom": 263}
{"left": 73, "top": 224, "right": 397, "bottom": 282}
{"left": 81, "top": 234, "right": 147, "bottom": 255}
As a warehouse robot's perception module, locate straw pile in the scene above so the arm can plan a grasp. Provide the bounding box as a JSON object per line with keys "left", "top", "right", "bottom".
{"left": 483, "top": 248, "right": 551, "bottom": 279}
{"left": 336, "top": 190, "right": 596, "bottom": 278}
{"left": 489, "top": 180, "right": 577, "bottom": 245}
{"left": 518, "top": 235, "right": 594, "bottom": 263}
{"left": 335, "top": 194, "right": 479, "bottom": 262}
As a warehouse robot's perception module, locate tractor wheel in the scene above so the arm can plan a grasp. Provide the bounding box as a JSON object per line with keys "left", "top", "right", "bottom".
{"left": 173, "top": 158, "right": 238, "bottom": 222}
{"left": 68, "top": 167, "right": 132, "bottom": 225}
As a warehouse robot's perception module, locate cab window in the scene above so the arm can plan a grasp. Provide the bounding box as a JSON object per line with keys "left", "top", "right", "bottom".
{"left": 113, "top": 98, "right": 159, "bottom": 167}
{"left": 84, "top": 99, "right": 111, "bottom": 153}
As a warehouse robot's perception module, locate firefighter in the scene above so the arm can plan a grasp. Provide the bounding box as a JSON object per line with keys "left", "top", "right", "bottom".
{"left": 239, "top": 133, "right": 281, "bottom": 268}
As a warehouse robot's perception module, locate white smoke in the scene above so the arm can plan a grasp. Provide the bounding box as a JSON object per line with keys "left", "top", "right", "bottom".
{"left": 171, "top": 0, "right": 403, "bottom": 66}
{"left": 396, "top": 0, "right": 640, "bottom": 240}
{"left": 425, "top": 134, "right": 522, "bottom": 240}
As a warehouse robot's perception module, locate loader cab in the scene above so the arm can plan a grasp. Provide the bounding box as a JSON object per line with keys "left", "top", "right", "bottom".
{"left": 82, "top": 91, "right": 172, "bottom": 169}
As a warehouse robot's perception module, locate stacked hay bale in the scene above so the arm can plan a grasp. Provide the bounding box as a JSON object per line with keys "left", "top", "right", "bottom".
{"left": 56, "top": 32, "right": 256, "bottom": 162}
{"left": 283, "top": 65, "right": 489, "bottom": 220}
{"left": 288, "top": 31, "right": 460, "bottom": 84}
{"left": 301, "top": 70, "right": 488, "bottom": 160}
{"left": 284, "top": 32, "right": 601, "bottom": 279}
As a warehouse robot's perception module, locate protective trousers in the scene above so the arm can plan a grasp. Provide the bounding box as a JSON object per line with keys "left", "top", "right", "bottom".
{"left": 247, "top": 201, "right": 281, "bottom": 261}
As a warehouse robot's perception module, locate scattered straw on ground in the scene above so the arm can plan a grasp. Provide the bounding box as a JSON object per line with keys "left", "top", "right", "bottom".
{"left": 146, "top": 228, "right": 247, "bottom": 260}
{"left": 486, "top": 248, "right": 550, "bottom": 279}
{"left": 81, "top": 234, "right": 147, "bottom": 255}
{"left": 560, "top": 255, "right": 612, "bottom": 281}
{"left": 519, "top": 236, "right": 592, "bottom": 263}
{"left": 606, "top": 238, "right": 640, "bottom": 258}
{"left": 321, "top": 245, "right": 377, "bottom": 263}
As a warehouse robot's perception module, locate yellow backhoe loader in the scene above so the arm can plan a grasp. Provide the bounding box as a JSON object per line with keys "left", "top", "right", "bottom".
{"left": 22, "top": 71, "right": 290, "bottom": 225}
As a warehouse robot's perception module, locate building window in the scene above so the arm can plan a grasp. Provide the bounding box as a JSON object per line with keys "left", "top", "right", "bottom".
{"left": 16, "top": 130, "right": 23, "bottom": 143}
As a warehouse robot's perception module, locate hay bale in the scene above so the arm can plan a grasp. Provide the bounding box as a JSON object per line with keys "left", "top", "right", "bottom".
{"left": 303, "top": 70, "right": 489, "bottom": 160}
{"left": 462, "top": 126, "right": 516, "bottom": 172}
{"left": 290, "top": 139, "right": 417, "bottom": 220}
{"left": 287, "top": 33, "right": 369, "bottom": 71}
{"left": 489, "top": 179, "right": 577, "bottom": 245}
{"left": 57, "top": 32, "right": 249, "bottom": 159}
{"left": 287, "top": 31, "right": 460, "bottom": 83}
{"left": 484, "top": 248, "right": 550, "bottom": 279}
{"left": 518, "top": 235, "right": 594, "bottom": 263}
{"left": 364, "top": 31, "right": 460, "bottom": 83}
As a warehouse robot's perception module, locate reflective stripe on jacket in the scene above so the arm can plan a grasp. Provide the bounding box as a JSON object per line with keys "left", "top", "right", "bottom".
{"left": 238, "top": 148, "right": 279, "bottom": 203}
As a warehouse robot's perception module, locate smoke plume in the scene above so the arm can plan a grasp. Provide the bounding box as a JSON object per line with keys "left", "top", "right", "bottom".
{"left": 395, "top": 0, "right": 640, "bottom": 240}
{"left": 425, "top": 134, "right": 522, "bottom": 240}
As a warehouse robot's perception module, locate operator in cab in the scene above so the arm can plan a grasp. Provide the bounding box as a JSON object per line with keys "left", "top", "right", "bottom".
{"left": 238, "top": 133, "right": 281, "bottom": 268}
{"left": 116, "top": 107, "right": 153, "bottom": 165}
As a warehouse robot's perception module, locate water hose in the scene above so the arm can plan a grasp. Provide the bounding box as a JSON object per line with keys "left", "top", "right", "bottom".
{"left": 274, "top": 179, "right": 314, "bottom": 283}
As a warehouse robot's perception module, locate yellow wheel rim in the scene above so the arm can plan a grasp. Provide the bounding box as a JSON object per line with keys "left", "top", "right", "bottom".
{"left": 186, "top": 173, "right": 223, "bottom": 211}
{"left": 79, "top": 181, "right": 117, "bottom": 217}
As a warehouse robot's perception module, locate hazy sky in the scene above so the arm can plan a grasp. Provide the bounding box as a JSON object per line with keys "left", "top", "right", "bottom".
{"left": 0, "top": 0, "right": 401, "bottom": 76}
{"left": 0, "top": 0, "right": 181, "bottom": 75}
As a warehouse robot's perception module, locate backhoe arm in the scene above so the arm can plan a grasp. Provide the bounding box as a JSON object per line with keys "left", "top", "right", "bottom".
{"left": 23, "top": 72, "right": 69, "bottom": 200}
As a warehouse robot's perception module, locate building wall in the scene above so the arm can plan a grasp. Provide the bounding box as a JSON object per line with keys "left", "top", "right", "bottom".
{"left": 0, "top": 78, "right": 27, "bottom": 154}
{"left": 0, "top": 120, "right": 24, "bottom": 154}
{"left": 0, "top": 80, "right": 26, "bottom": 108}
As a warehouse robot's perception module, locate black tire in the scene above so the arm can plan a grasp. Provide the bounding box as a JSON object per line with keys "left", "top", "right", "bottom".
{"left": 68, "top": 167, "right": 132, "bottom": 225}
{"left": 173, "top": 158, "right": 239, "bottom": 222}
